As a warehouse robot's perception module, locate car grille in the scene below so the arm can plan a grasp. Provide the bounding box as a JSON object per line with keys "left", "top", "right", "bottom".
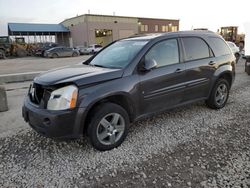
{"left": 29, "top": 83, "right": 52, "bottom": 109}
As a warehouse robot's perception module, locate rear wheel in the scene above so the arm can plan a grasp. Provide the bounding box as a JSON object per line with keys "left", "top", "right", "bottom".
{"left": 87, "top": 103, "right": 129, "bottom": 151}
{"left": 206, "top": 78, "right": 230, "bottom": 109}
{"left": 52, "top": 53, "right": 58, "bottom": 58}
{"left": 235, "top": 53, "right": 240, "bottom": 63}
{"left": 72, "top": 52, "right": 78, "bottom": 57}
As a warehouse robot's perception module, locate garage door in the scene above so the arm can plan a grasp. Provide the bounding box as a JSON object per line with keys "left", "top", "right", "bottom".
{"left": 118, "top": 30, "right": 135, "bottom": 39}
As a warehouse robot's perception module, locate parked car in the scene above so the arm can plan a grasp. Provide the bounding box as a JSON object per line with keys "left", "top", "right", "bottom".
{"left": 82, "top": 44, "right": 102, "bottom": 54}
{"left": 34, "top": 43, "right": 58, "bottom": 57}
{"left": 23, "top": 31, "right": 235, "bottom": 151}
{"left": 227, "top": 41, "right": 240, "bottom": 62}
{"left": 75, "top": 45, "right": 87, "bottom": 55}
{"left": 44, "top": 47, "right": 79, "bottom": 58}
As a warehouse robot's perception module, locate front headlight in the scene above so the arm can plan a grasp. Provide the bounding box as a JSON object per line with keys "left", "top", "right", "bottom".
{"left": 47, "top": 85, "right": 78, "bottom": 110}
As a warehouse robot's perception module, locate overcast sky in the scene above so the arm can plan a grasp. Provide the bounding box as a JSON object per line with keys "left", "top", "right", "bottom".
{"left": 0, "top": 0, "right": 249, "bottom": 35}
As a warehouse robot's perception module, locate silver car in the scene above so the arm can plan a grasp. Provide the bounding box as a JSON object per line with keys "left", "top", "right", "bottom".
{"left": 44, "top": 47, "right": 79, "bottom": 58}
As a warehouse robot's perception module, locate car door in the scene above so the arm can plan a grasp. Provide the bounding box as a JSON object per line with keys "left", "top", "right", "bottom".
{"left": 180, "top": 37, "right": 216, "bottom": 102}
{"left": 138, "top": 38, "right": 186, "bottom": 115}
{"left": 61, "top": 47, "right": 70, "bottom": 57}
{"left": 56, "top": 47, "right": 64, "bottom": 57}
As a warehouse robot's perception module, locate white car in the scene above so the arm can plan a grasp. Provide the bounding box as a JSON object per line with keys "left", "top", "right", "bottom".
{"left": 227, "top": 41, "right": 240, "bottom": 54}
{"left": 84, "top": 44, "right": 103, "bottom": 54}
{"left": 75, "top": 46, "right": 86, "bottom": 55}
{"left": 227, "top": 41, "right": 241, "bottom": 63}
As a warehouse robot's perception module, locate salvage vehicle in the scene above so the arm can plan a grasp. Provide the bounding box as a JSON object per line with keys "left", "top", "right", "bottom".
{"left": 22, "top": 31, "right": 236, "bottom": 151}
{"left": 82, "top": 44, "right": 102, "bottom": 54}
{"left": 0, "top": 36, "right": 11, "bottom": 58}
{"left": 227, "top": 41, "right": 241, "bottom": 63}
{"left": 44, "top": 47, "right": 79, "bottom": 58}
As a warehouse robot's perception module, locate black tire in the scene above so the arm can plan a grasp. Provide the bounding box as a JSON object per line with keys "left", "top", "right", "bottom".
{"left": 235, "top": 53, "right": 240, "bottom": 63}
{"left": 72, "top": 52, "right": 78, "bottom": 57}
{"left": 87, "top": 103, "right": 129, "bottom": 151}
{"left": 206, "top": 78, "right": 230, "bottom": 109}
{"left": 0, "top": 49, "right": 6, "bottom": 59}
{"left": 52, "top": 53, "right": 58, "bottom": 58}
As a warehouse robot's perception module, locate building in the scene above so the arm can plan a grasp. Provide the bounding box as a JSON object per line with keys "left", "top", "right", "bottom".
{"left": 61, "top": 14, "right": 179, "bottom": 47}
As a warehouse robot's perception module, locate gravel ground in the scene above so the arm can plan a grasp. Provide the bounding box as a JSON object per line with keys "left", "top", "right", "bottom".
{"left": 0, "top": 60, "right": 249, "bottom": 187}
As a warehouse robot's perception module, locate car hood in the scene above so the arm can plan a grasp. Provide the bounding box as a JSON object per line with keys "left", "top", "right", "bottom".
{"left": 34, "top": 64, "right": 123, "bottom": 86}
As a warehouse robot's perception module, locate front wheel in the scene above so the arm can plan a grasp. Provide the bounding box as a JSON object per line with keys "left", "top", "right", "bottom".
{"left": 0, "top": 49, "right": 6, "bottom": 59}
{"left": 87, "top": 103, "right": 129, "bottom": 151}
{"left": 206, "top": 79, "right": 230, "bottom": 109}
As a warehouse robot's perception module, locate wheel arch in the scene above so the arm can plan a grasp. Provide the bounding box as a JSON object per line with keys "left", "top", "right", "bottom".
{"left": 217, "top": 71, "right": 233, "bottom": 88}
{"left": 82, "top": 93, "right": 136, "bottom": 134}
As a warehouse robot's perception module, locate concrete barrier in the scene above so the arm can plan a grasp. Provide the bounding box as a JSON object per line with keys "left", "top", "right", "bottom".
{"left": 0, "top": 71, "right": 43, "bottom": 84}
{"left": 0, "top": 86, "right": 8, "bottom": 112}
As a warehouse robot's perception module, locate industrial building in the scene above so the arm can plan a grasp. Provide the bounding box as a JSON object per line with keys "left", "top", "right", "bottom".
{"left": 61, "top": 14, "right": 179, "bottom": 47}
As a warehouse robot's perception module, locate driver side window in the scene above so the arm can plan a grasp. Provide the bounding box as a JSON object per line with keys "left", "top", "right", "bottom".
{"left": 145, "top": 39, "right": 179, "bottom": 68}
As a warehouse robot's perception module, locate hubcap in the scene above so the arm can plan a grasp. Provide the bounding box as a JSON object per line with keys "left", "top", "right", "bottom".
{"left": 215, "top": 83, "right": 228, "bottom": 106}
{"left": 96, "top": 113, "right": 125, "bottom": 145}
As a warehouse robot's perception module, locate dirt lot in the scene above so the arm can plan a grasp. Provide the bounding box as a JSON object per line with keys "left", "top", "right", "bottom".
{"left": 0, "top": 59, "right": 249, "bottom": 187}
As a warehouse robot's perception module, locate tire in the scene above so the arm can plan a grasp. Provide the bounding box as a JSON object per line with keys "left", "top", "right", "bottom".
{"left": 72, "top": 52, "right": 78, "bottom": 57}
{"left": 206, "top": 78, "right": 230, "bottom": 109}
{"left": 16, "top": 48, "right": 27, "bottom": 57}
{"left": 87, "top": 103, "right": 129, "bottom": 151}
{"left": 235, "top": 53, "right": 240, "bottom": 63}
{"left": 0, "top": 49, "right": 6, "bottom": 59}
{"left": 52, "top": 53, "right": 58, "bottom": 58}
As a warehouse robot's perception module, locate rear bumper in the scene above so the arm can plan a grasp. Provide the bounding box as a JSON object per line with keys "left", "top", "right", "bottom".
{"left": 22, "top": 96, "right": 86, "bottom": 139}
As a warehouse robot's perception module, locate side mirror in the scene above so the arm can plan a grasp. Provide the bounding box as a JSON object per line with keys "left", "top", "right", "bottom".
{"left": 143, "top": 58, "right": 157, "bottom": 71}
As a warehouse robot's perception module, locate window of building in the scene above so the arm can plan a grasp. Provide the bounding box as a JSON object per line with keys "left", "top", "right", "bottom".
{"left": 182, "top": 37, "right": 210, "bottom": 61}
{"left": 155, "top": 25, "right": 159, "bottom": 32}
{"left": 140, "top": 25, "right": 145, "bottom": 32}
{"left": 165, "top": 26, "right": 169, "bottom": 32}
{"left": 140, "top": 25, "right": 148, "bottom": 32}
{"left": 209, "top": 37, "right": 231, "bottom": 56}
{"left": 172, "top": 26, "right": 178, "bottom": 32}
{"left": 162, "top": 26, "right": 166, "bottom": 32}
{"left": 162, "top": 25, "right": 169, "bottom": 32}
{"left": 145, "top": 39, "right": 179, "bottom": 68}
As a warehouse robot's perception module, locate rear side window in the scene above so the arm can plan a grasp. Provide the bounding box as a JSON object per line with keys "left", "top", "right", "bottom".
{"left": 182, "top": 37, "right": 210, "bottom": 61}
{"left": 145, "top": 39, "right": 179, "bottom": 68}
{"left": 209, "top": 37, "right": 231, "bottom": 56}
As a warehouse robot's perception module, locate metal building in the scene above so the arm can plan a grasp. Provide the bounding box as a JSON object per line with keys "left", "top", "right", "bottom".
{"left": 61, "top": 14, "right": 179, "bottom": 47}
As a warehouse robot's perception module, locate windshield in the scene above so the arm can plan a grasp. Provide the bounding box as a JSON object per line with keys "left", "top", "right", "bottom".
{"left": 89, "top": 40, "right": 148, "bottom": 69}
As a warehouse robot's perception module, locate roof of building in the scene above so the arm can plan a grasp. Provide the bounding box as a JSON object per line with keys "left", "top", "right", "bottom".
{"left": 8, "top": 23, "right": 69, "bottom": 35}
{"left": 62, "top": 13, "right": 179, "bottom": 23}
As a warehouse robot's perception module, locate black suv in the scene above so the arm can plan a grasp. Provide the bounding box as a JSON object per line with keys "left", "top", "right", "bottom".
{"left": 22, "top": 31, "right": 235, "bottom": 151}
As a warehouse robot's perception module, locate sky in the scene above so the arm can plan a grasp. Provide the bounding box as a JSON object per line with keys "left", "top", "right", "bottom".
{"left": 0, "top": 0, "right": 249, "bottom": 35}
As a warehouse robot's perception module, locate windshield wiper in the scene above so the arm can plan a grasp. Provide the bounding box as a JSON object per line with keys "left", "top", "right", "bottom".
{"left": 90, "top": 64, "right": 106, "bottom": 68}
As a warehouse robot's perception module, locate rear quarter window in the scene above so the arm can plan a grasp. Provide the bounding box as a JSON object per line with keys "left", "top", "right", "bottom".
{"left": 182, "top": 37, "right": 211, "bottom": 61}
{"left": 209, "top": 37, "right": 231, "bottom": 57}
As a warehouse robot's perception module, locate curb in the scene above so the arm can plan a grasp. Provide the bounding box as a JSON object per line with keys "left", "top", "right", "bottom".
{"left": 0, "top": 71, "right": 43, "bottom": 84}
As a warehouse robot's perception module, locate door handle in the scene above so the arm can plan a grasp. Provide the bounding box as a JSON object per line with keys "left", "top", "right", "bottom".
{"left": 175, "top": 68, "right": 184, "bottom": 73}
{"left": 209, "top": 61, "right": 216, "bottom": 65}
